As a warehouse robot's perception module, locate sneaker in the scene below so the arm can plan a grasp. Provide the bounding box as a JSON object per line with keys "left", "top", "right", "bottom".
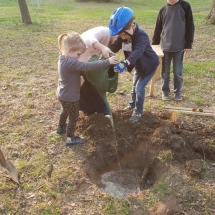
{"left": 174, "top": 94, "right": 182, "bottom": 101}
{"left": 124, "top": 106, "right": 134, "bottom": 110}
{"left": 57, "top": 125, "right": 66, "bottom": 134}
{"left": 162, "top": 92, "right": 170, "bottom": 101}
{"left": 66, "top": 136, "right": 85, "bottom": 145}
{"left": 128, "top": 113, "right": 142, "bottom": 123}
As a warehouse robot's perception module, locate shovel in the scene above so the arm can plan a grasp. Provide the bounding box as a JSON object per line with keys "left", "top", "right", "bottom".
{"left": 0, "top": 149, "right": 20, "bottom": 185}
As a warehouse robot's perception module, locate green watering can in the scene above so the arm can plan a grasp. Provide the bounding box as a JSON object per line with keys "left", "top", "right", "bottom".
{"left": 86, "top": 55, "right": 118, "bottom": 116}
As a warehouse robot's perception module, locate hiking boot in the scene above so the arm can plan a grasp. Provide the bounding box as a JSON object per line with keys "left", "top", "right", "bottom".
{"left": 162, "top": 92, "right": 170, "bottom": 101}
{"left": 174, "top": 93, "right": 182, "bottom": 101}
{"left": 124, "top": 106, "right": 134, "bottom": 110}
{"left": 57, "top": 125, "right": 66, "bottom": 134}
{"left": 66, "top": 136, "right": 85, "bottom": 145}
{"left": 128, "top": 113, "right": 142, "bottom": 123}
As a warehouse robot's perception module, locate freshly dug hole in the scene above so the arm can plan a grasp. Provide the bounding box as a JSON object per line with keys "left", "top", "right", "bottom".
{"left": 75, "top": 110, "right": 215, "bottom": 198}
{"left": 85, "top": 141, "right": 167, "bottom": 197}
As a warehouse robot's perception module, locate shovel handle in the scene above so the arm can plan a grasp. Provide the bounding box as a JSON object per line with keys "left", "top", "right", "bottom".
{"left": 0, "top": 149, "right": 6, "bottom": 168}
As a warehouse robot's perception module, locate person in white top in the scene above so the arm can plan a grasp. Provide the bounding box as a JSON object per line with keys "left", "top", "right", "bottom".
{"left": 80, "top": 26, "right": 117, "bottom": 62}
{"left": 79, "top": 26, "right": 118, "bottom": 116}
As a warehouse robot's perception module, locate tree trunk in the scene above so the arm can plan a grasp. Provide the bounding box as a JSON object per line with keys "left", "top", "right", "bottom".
{"left": 207, "top": 0, "right": 215, "bottom": 24}
{"left": 18, "top": 0, "right": 32, "bottom": 24}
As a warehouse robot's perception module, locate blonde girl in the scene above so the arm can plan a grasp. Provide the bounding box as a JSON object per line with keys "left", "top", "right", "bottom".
{"left": 56, "top": 31, "right": 118, "bottom": 145}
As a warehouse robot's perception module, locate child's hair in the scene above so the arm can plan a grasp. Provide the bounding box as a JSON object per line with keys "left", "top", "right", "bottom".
{"left": 123, "top": 16, "right": 135, "bottom": 31}
{"left": 58, "top": 31, "right": 86, "bottom": 53}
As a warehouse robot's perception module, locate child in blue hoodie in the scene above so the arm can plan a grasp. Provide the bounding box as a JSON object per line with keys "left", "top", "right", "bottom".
{"left": 109, "top": 6, "right": 159, "bottom": 122}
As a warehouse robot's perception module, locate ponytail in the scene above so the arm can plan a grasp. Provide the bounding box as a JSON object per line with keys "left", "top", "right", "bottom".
{"left": 58, "top": 33, "right": 68, "bottom": 52}
{"left": 58, "top": 31, "right": 86, "bottom": 54}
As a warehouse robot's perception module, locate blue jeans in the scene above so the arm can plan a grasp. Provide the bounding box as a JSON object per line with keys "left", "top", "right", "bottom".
{"left": 162, "top": 51, "right": 184, "bottom": 94}
{"left": 129, "top": 69, "right": 156, "bottom": 115}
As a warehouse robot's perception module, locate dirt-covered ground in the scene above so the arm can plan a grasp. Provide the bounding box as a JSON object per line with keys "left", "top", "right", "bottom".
{"left": 1, "top": 2, "right": 215, "bottom": 213}
{"left": 61, "top": 108, "right": 215, "bottom": 215}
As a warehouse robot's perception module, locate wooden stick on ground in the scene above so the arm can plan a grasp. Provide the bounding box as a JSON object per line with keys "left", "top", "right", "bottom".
{"left": 163, "top": 106, "right": 215, "bottom": 116}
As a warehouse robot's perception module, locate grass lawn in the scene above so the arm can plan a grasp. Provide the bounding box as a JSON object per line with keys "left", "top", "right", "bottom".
{"left": 0, "top": 0, "right": 215, "bottom": 214}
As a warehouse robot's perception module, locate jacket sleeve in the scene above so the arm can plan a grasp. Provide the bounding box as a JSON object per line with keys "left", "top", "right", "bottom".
{"left": 127, "top": 32, "right": 148, "bottom": 66}
{"left": 64, "top": 58, "right": 110, "bottom": 72}
{"left": 109, "top": 36, "right": 122, "bottom": 53}
{"left": 182, "top": 2, "right": 195, "bottom": 49}
{"left": 152, "top": 9, "right": 163, "bottom": 45}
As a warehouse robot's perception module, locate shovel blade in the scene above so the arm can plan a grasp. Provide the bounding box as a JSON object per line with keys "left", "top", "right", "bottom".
{"left": 0, "top": 149, "right": 6, "bottom": 168}
{"left": 5, "top": 158, "right": 20, "bottom": 185}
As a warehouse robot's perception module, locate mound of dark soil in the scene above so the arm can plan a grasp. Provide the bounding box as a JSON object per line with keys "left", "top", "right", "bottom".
{"left": 71, "top": 109, "right": 215, "bottom": 214}
{"left": 75, "top": 109, "right": 214, "bottom": 179}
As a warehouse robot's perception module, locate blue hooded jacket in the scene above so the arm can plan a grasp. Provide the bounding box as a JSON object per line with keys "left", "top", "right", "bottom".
{"left": 110, "top": 23, "right": 159, "bottom": 79}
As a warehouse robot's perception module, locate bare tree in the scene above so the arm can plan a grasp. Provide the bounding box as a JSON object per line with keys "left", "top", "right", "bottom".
{"left": 18, "top": 0, "right": 32, "bottom": 24}
{"left": 207, "top": 0, "right": 215, "bottom": 24}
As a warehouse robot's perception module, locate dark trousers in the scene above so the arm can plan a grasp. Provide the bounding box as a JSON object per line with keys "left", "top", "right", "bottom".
{"left": 162, "top": 51, "right": 184, "bottom": 94}
{"left": 58, "top": 99, "right": 79, "bottom": 138}
{"left": 79, "top": 78, "right": 108, "bottom": 115}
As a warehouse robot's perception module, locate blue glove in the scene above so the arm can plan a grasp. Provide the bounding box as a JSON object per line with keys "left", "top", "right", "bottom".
{"left": 114, "top": 61, "right": 127, "bottom": 73}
